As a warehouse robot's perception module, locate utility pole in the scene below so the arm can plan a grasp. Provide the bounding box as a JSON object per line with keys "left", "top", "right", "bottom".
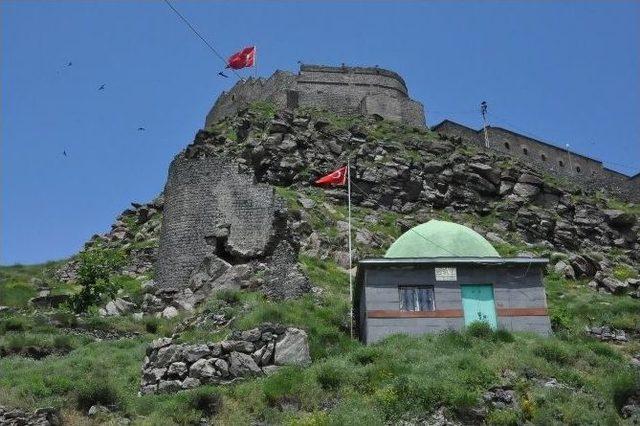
{"left": 481, "top": 101, "right": 490, "bottom": 148}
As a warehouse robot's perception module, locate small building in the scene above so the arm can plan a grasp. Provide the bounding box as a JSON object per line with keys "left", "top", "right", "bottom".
{"left": 354, "top": 220, "right": 552, "bottom": 344}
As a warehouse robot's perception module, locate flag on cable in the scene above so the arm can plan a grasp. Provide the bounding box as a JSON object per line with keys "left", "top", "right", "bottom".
{"left": 227, "top": 46, "right": 256, "bottom": 70}
{"left": 314, "top": 166, "right": 348, "bottom": 186}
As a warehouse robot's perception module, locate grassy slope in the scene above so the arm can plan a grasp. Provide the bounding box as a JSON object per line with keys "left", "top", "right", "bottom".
{"left": 1, "top": 198, "right": 639, "bottom": 424}
{"left": 1, "top": 109, "right": 639, "bottom": 424}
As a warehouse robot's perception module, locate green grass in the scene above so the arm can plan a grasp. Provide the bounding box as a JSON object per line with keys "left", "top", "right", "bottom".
{"left": 0, "top": 255, "right": 638, "bottom": 425}
{"left": 0, "top": 262, "right": 66, "bottom": 307}
{"left": 545, "top": 272, "right": 640, "bottom": 334}
{"left": 613, "top": 264, "right": 638, "bottom": 281}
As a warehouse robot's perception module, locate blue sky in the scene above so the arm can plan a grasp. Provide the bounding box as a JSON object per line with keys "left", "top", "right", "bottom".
{"left": 2, "top": 1, "right": 639, "bottom": 265}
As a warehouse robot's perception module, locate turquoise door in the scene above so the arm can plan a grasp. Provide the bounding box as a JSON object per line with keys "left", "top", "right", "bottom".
{"left": 461, "top": 284, "right": 497, "bottom": 329}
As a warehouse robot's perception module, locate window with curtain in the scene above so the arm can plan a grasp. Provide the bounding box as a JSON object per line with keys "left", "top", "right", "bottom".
{"left": 399, "top": 286, "right": 435, "bottom": 311}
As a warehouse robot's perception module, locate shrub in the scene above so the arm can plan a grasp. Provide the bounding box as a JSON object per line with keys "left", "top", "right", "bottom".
{"left": 53, "top": 335, "right": 73, "bottom": 350}
{"left": 1, "top": 317, "right": 28, "bottom": 332}
{"left": 215, "top": 289, "right": 241, "bottom": 305}
{"left": 486, "top": 409, "right": 519, "bottom": 425}
{"left": 50, "top": 310, "right": 78, "bottom": 327}
{"left": 533, "top": 341, "right": 571, "bottom": 365}
{"left": 263, "top": 367, "right": 305, "bottom": 406}
{"left": 550, "top": 307, "right": 571, "bottom": 331}
{"left": 466, "top": 321, "right": 494, "bottom": 338}
{"left": 610, "top": 372, "right": 639, "bottom": 412}
{"left": 189, "top": 387, "right": 223, "bottom": 416}
{"left": 76, "top": 378, "right": 120, "bottom": 411}
{"left": 350, "top": 346, "right": 380, "bottom": 365}
{"left": 612, "top": 264, "right": 637, "bottom": 281}
{"left": 316, "top": 363, "right": 344, "bottom": 390}
{"left": 5, "top": 334, "right": 28, "bottom": 350}
{"left": 144, "top": 317, "right": 160, "bottom": 334}
{"left": 67, "top": 248, "right": 125, "bottom": 313}
{"left": 493, "top": 329, "right": 515, "bottom": 343}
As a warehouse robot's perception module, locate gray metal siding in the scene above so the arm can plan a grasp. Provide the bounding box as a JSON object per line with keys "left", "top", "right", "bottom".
{"left": 367, "top": 318, "right": 464, "bottom": 343}
{"left": 362, "top": 264, "right": 550, "bottom": 344}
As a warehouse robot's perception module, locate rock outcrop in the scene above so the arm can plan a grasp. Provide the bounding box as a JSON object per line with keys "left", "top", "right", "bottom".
{"left": 140, "top": 324, "right": 311, "bottom": 394}
{"left": 55, "top": 198, "right": 163, "bottom": 283}
{"left": 55, "top": 105, "right": 639, "bottom": 303}
{"left": 0, "top": 406, "right": 61, "bottom": 426}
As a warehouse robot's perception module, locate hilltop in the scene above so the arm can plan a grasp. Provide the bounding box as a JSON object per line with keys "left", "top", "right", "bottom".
{"left": 0, "top": 103, "right": 639, "bottom": 425}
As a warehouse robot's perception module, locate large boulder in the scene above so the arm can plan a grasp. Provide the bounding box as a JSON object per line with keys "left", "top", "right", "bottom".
{"left": 569, "top": 255, "right": 598, "bottom": 278}
{"left": 604, "top": 210, "right": 636, "bottom": 229}
{"left": 513, "top": 183, "right": 540, "bottom": 198}
{"left": 229, "top": 352, "right": 262, "bottom": 376}
{"left": 599, "top": 275, "right": 629, "bottom": 294}
{"left": 553, "top": 260, "right": 575, "bottom": 280}
{"left": 274, "top": 328, "right": 311, "bottom": 366}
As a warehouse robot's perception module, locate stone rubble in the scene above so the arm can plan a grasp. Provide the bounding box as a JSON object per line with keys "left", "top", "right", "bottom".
{"left": 585, "top": 325, "right": 629, "bottom": 342}
{"left": 54, "top": 197, "right": 164, "bottom": 283}
{"left": 0, "top": 406, "right": 61, "bottom": 426}
{"left": 482, "top": 386, "right": 518, "bottom": 410}
{"left": 140, "top": 324, "right": 310, "bottom": 395}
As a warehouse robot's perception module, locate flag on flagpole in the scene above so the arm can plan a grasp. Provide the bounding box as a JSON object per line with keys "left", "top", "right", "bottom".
{"left": 227, "top": 46, "right": 256, "bottom": 70}
{"left": 314, "top": 166, "right": 347, "bottom": 186}
{"left": 315, "top": 164, "right": 354, "bottom": 339}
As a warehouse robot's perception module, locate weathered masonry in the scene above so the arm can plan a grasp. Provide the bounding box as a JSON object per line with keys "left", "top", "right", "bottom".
{"left": 354, "top": 220, "right": 551, "bottom": 344}
{"left": 155, "top": 154, "right": 279, "bottom": 290}
{"left": 433, "top": 120, "right": 640, "bottom": 202}
{"left": 206, "top": 64, "right": 426, "bottom": 129}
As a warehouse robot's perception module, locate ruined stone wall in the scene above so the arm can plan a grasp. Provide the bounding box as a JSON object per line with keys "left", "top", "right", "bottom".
{"left": 205, "top": 71, "right": 296, "bottom": 127}
{"left": 205, "top": 64, "right": 426, "bottom": 129}
{"left": 155, "top": 154, "right": 279, "bottom": 290}
{"left": 433, "top": 120, "right": 639, "bottom": 202}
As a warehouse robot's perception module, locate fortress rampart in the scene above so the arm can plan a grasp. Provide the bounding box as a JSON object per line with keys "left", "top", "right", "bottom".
{"left": 433, "top": 120, "right": 640, "bottom": 202}
{"left": 203, "top": 63, "right": 637, "bottom": 203}
{"left": 205, "top": 64, "right": 426, "bottom": 128}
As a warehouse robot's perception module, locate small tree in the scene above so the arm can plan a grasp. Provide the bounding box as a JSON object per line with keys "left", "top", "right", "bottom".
{"left": 68, "top": 247, "right": 125, "bottom": 313}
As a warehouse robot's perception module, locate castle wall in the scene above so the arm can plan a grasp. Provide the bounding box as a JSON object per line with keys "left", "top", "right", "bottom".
{"left": 205, "top": 65, "right": 426, "bottom": 129}
{"left": 433, "top": 120, "right": 639, "bottom": 202}
{"left": 155, "top": 155, "right": 278, "bottom": 289}
{"left": 205, "top": 71, "right": 295, "bottom": 126}
{"left": 486, "top": 127, "right": 603, "bottom": 179}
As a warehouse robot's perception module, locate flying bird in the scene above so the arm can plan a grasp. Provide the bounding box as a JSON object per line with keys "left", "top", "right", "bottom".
{"left": 98, "top": 84, "right": 105, "bottom": 90}
{"left": 66, "top": 61, "right": 72, "bottom": 67}
{"left": 138, "top": 127, "right": 146, "bottom": 131}
{"left": 217, "top": 71, "right": 228, "bottom": 78}
{"left": 62, "top": 150, "right": 67, "bottom": 157}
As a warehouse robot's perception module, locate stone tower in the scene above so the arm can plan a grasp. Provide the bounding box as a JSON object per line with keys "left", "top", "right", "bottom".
{"left": 205, "top": 64, "right": 426, "bottom": 129}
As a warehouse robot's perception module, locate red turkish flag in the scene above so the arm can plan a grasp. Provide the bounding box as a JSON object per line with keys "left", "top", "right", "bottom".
{"left": 315, "top": 166, "right": 348, "bottom": 186}
{"left": 227, "top": 46, "right": 256, "bottom": 70}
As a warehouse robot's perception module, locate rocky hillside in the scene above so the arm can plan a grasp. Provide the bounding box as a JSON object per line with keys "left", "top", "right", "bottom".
{"left": 0, "top": 103, "right": 639, "bottom": 425}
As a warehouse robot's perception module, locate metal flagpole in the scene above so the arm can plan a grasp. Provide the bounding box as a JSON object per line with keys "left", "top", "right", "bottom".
{"left": 347, "top": 161, "right": 353, "bottom": 339}
{"left": 481, "top": 101, "right": 490, "bottom": 149}
{"left": 254, "top": 46, "right": 257, "bottom": 78}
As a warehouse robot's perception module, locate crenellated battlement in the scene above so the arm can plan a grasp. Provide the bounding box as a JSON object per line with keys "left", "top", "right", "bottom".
{"left": 205, "top": 64, "right": 426, "bottom": 129}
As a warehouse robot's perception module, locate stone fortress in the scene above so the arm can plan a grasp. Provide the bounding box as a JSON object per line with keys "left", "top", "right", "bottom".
{"left": 205, "top": 64, "right": 426, "bottom": 129}
{"left": 206, "top": 64, "right": 639, "bottom": 202}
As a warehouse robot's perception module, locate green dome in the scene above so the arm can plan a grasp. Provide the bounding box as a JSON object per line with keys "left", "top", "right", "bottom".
{"left": 384, "top": 220, "right": 500, "bottom": 258}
